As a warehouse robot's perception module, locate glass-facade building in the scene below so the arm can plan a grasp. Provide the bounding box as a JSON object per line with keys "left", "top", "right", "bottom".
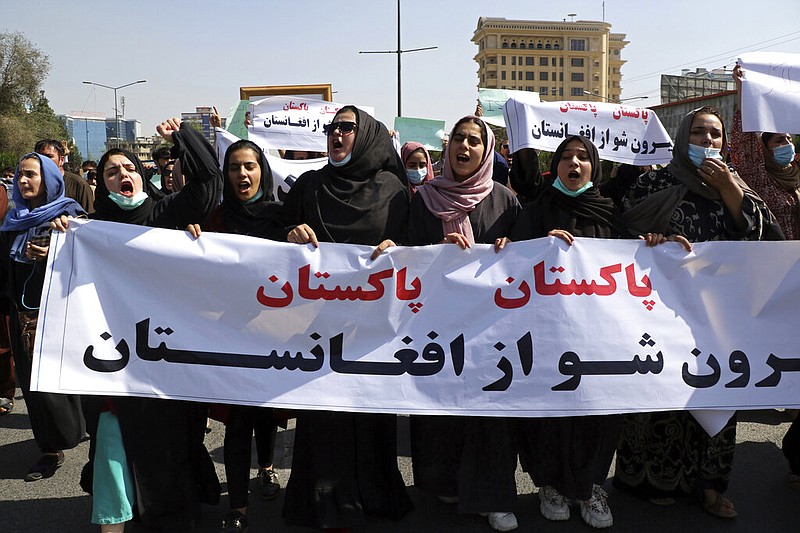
{"left": 105, "top": 118, "right": 141, "bottom": 145}
{"left": 60, "top": 113, "right": 141, "bottom": 161}
{"left": 61, "top": 113, "right": 108, "bottom": 161}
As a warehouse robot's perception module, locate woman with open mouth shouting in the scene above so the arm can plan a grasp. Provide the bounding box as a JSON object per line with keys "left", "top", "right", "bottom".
{"left": 407, "top": 115, "right": 521, "bottom": 532}
{"left": 53, "top": 117, "right": 223, "bottom": 532}
{"left": 281, "top": 105, "right": 412, "bottom": 532}
{"left": 185, "top": 137, "right": 285, "bottom": 533}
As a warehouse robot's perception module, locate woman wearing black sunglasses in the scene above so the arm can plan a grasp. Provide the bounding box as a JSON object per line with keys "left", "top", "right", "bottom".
{"left": 280, "top": 105, "right": 412, "bottom": 532}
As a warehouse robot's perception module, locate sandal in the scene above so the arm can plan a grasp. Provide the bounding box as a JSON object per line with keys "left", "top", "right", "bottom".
{"left": 24, "top": 451, "right": 65, "bottom": 482}
{"left": 702, "top": 491, "right": 737, "bottom": 519}
{"left": 0, "top": 397, "right": 13, "bottom": 416}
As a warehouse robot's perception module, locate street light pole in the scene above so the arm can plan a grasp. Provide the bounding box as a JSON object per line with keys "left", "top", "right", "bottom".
{"left": 359, "top": 0, "right": 436, "bottom": 118}
{"left": 83, "top": 79, "right": 147, "bottom": 148}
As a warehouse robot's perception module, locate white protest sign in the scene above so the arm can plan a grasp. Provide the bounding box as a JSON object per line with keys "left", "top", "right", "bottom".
{"left": 32, "top": 220, "right": 800, "bottom": 436}
{"left": 738, "top": 52, "right": 800, "bottom": 134}
{"left": 503, "top": 98, "right": 673, "bottom": 164}
{"left": 248, "top": 96, "right": 374, "bottom": 151}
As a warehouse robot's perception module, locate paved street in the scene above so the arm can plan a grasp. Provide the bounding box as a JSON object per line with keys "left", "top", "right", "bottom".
{"left": 1, "top": 391, "right": 796, "bottom": 532}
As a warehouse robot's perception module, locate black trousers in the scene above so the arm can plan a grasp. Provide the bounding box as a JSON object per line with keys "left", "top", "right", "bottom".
{"left": 223, "top": 405, "right": 278, "bottom": 509}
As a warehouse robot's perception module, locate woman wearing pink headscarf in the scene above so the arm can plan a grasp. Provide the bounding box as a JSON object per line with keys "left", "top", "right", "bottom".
{"left": 408, "top": 116, "right": 521, "bottom": 532}
{"left": 400, "top": 141, "right": 434, "bottom": 195}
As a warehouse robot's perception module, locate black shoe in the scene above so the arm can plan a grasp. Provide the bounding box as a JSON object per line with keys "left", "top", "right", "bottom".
{"left": 24, "top": 451, "right": 65, "bottom": 482}
{"left": 258, "top": 468, "right": 280, "bottom": 500}
{"left": 219, "top": 510, "right": 248, "bottom": 533}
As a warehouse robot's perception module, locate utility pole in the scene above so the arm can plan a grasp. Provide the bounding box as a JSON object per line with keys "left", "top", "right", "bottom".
{"left": 359, "top": 0, "right": 436, "bottom": 117}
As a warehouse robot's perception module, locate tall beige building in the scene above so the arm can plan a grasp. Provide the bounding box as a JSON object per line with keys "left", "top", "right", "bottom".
{"left": 472, "top": 17, "right": 628, "bottom": 102}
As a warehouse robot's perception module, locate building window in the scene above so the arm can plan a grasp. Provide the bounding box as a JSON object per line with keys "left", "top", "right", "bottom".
{"left": 540, "top": 87, "right": 548, "bottom": 95}
{"left": 526, "top": 72, "right": 535, "bottom": 80}
{"left": 511, "top": 42, "right": 517, "bottom": 48}
{"left": 488, "top": 56, "right": 496, "bottom": 64}
{"left": 511, "top": 71, "right": 516, "bottom": 81}
{"left": 519, "top": 43, "right": 526, "bottom": 49}
{"left": 554, "top": 43, "right": 560, "bottom": 50}
{"left": 570, "top": 87, "right": 584, "bottom": 96}
{"left": 526, "top": 57, "right": 534, "bottom": 66}
{"left": 570, "top": 39, "right": 586, "bottom": 51}
{"left": 571, "top": 58, "right": 584, "bottom": 67}
{"left": 511, "top": 56, "right": 516, "bottom": 66}
{"left": 560, "top": 57, "right": 564, "bottom": 67}
{"left": 559, "top": 72, "right": 564, "bottom": 81}
{"left": 539, "top": 57, "right": 548, "bottom": 66}
{"left": 571, "top": 72, "right": 584, "bottom": 82}
{"left": 560, "top": 88, "right": 564, "bottom": 96}
{"left": 545, "top": 43, "right": 552, "bottom": 50}
{"left": 551, "top": 57, "right": 557, "bottom": 66}
{"left": 501, "top": 56, "right": 506, "bottom": 65}
{"left": 501, "top": 71, "right": 506, "bottom": 80}
{"left": 552, "top": 87, "right": 557, "bottom": 95}
{"left": 540, "top": 72, "right": 548, "bottom": 81}
{"left": 502, "top": 42, "right": 508, "bottom": 49}
{"left": 527, "top": 86, "right": 534, "bottom": 92}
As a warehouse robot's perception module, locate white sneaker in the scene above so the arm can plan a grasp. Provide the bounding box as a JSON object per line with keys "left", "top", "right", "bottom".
{"left": 578, "top": 484, "right": 613, "bottom": 528}
{"left": 479, "top": 512, "right": 519, "bottom": 532}
{"left": 539, "top": 485, "right": 570, "bottom": 521}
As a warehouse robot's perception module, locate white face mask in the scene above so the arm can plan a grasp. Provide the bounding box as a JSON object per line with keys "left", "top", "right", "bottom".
{"left": 108, "top": 190, "right": 148, "bottom": 210}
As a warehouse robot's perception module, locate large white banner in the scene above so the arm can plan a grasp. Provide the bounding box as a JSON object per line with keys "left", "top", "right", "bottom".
{"left": 214, "top": 127, "right": 326, "bottom": 200}
{"left": 503, "top": 98, "right": 674, "bottom": 165}
{"left": 33, "top": 221, "right": 800, "bottom": 431}
{"left": 247, "top": 96, "right": 374, "bottom": 151}
{"left": 738, "top": 52, "right": 800, "bottom": 134}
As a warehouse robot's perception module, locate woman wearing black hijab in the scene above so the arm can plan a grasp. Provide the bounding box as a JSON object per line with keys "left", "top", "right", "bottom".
{"left": 57, "top": 118, "right": 223, "bottom": 532}
{"left": 504, "top": 136, "right": 688, "bottom": 530}
{"left": 281, "top": 105, "right": 412, "bottom": 531}
{"left": 186, "top": 138, "right": 284, "bottom": 533}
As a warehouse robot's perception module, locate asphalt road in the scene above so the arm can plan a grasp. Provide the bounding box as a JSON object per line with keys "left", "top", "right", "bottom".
{"left": 1, "top": 391, "right": 796, "bottom": 532}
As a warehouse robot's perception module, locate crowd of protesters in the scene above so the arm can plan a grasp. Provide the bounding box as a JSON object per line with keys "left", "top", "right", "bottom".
{"left": 1, "top": 61, "right": 799, "bottom": 533}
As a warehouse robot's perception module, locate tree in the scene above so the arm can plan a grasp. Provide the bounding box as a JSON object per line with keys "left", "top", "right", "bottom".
{"left": 0, "top": 32, "right": 67, "bottom": 165}
{"left": 0, "top": 32, "right": 49, "bottom": 116}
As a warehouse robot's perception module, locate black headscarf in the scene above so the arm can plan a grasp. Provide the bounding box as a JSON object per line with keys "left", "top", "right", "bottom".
{"left": 547, "top": 135, "right": 625, "bottom": 235}
{"left": 220, "top": 140, "right": 282, "bottom": 236}
{"left": 302, "top": 105, "right": 408, "bottom": 244}
{"left": 93, "top": 148, "right": 159, "bottom": 225}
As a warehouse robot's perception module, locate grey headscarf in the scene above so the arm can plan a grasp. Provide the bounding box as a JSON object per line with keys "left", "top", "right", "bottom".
{"left": 621, "top": 107, "right": 754, "bottom": 235}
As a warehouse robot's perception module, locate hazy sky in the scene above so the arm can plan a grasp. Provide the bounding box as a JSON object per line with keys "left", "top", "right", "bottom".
{"left": 3, "top": 0, "right": 799, "bottom": 136}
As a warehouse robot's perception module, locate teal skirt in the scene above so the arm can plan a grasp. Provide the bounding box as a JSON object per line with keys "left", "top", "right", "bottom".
{"left": 92, "top": 411, "right": 135, "bottom": 524}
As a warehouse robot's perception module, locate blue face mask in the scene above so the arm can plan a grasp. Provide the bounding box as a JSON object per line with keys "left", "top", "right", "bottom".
{"left": 108, "top": 190, "right": 148, "bottom": 210}
{"left": 552, "top": 176, "right": 593, "bottom": 197}
{"left": 687, "top": 143, "right": 723, "bottom": 168}
{"left": 406, "top": 167, "right": 427, "bottom": 185}
{"left": 772, "top": 143, "right": 796, "bottom": 167}
{"left": 329, "top": 152, "right": 352, "bottom": 167}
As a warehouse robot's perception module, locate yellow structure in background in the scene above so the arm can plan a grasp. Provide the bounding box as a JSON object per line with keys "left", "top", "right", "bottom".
{"left": 472, "top": 17, "right": 627, "bottom": 103}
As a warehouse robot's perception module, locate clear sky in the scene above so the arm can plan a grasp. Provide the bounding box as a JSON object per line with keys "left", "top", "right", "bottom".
{"left": 2, "top": 0, "right": 799, "bottom": 137}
